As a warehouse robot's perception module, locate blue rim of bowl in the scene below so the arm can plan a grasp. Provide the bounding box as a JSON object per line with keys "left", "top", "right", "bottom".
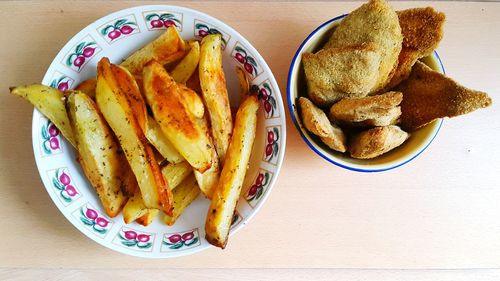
{"left": 286, "top": 15, "right": 445, "bottom": 173}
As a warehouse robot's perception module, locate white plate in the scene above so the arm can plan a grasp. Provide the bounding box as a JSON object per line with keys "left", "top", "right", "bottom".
{"left": 33, "top": 5, "right": 286, "bottom": 258}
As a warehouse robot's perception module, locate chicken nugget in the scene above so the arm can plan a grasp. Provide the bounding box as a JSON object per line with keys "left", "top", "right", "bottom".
{"left": 299, "top": 97, "right": 347, "bottom": 152}
{"left": 396, "top": 61, "right": 492, "bottom": 131}
{"left": 349, "top": 125, "right": 409, "bottom": 159}
{"left": 303, "top": 43, "right": 382, "bottom": 107}
{"left": 383, "top": 7, "right": 445, "bottom": 91}
{"left": 325, "top": 0, "right": 402, "bottom": 93}
{"left": 329, "top": 91, "right": 403, "bottom": 127}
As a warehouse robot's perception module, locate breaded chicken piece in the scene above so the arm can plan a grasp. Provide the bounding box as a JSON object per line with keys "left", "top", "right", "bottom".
{"left": 325, "top": 0, "right": 403, "bottom": 93}
{"left": 329, "top": 91, "right": 403, "bottom": 127}
{"left": 299, "top": 97, "right": 347, "bottom": 152}
{"left": 383, "top": 7, "right": 445, "bottom": 91}
{"left": 396, "top": 61, "right": 492, "bottom": 131}
{"left": 303, "top": 43, "right": 382, "bottom": 107}
{"left": 349, "top": 125, "right": 409, "bottom": 159}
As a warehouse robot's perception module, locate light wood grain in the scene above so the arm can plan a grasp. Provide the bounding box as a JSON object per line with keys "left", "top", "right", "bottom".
{"left": 0, "top": 1, "right": 499, "bottom": 271}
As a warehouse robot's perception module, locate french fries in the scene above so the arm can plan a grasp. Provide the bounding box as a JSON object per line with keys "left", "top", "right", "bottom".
{"left": 199, "top": 34, "right": 233, "bottom": 164}
{"left": 74, "top": 79, "right": 96, "bottom": 99}
{"left": 142, "top": 60, "right": 215, "bottom": 173}
{"left": 145, "top": 115, "right": 184, "bottom": 164}
{"left": 165, "top": 174, "right": 201, "bottom": 225}
{"left": 10, "top": 84, "right": 76, "bottom": 147}
{"left": 171, "top": 41, "right": 201, "bottom": 84}
{"left": 96, "top": 57, "right": 173, "bottom": 215}
{"left": 66, "top": 91, "right": 128, "bottom": 217}
{"left": 121, "top": 27, "right": 187, "bottom": 75}
{"left": 205, "top": 95, "right": 259, "bottom": 248}
{"left": 122, "top": 161, "right": 193, "bottom": 224}
{"left": 194, "top": 149, "right": 220, "bottom": 199}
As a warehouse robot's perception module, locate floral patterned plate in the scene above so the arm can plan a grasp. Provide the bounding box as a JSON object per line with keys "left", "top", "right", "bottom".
{"left": 33, "top": 5, "right": 285, "bottom": 258}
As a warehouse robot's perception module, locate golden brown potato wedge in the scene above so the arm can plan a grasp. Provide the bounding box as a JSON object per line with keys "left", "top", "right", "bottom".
{"left": 10, "top": 84, "right": 76, "bottom": 147}
{"left": 96, "top": 57, "right": 173, "bottom": 215}
{"left": 165, "top": 174, "right": 201, "bottom": 226}
{"left": 67, "top": 91, "right": 128, "bottom": 217}
{"left": 121, "top": 27, "right": 187, "bottom": 75}
{"left": 199, "top": 34, "right": 233, "bottom": 164}
{"left": 74, "top": 79, "right": 96, "bottom": 99}
{"left": 161, "top": 161, "right": 193, "bottom": 188}
{"left": 171, "top": 41, "right": 201, "bottom": 84}
{"left": 123, "top": 161, "right": 193, "bottom": 224}
{"left": 235, "top": 66, "right": 250, "bottom": 100}
{"left": 194, "top": 147, "right": 220, "bottom": 199}
{"left": 142, "top": 60, "right": 215, "bottom": 173}
{"left": 205, "top": 95, "right": 259, "bottom": 249}
{"left": 145, "top": 115, "right": 184, "bottom": 164}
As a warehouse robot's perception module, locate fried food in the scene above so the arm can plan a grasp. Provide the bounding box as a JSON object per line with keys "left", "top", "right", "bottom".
{"left": 303, "top": 43, "right": 383, "bottom": 107}
{"left": 383, "top": 7, "right": 446, "bottom": 90}
{"left": 205, "top": 95, "right": 259, "bottom": 249}
{"left": 396, "top": 61, "right": 492, "bottom": 131}
{"left": 299, "top": 97, "right": 346, "bottom": 152}
{"left": 165, "top": 174, "right": 201, "bottom": 226}
{"left": 121, "top": 27, "right": 187, "bottom": 75}
{"left": 329, "top": 91, "right": 402, "bottom": 127}
{"left": 349, "top": 125, "right": 409, "bottom": 159}
{"left": 325, "top": 0, "right": 402, "bottom": 92}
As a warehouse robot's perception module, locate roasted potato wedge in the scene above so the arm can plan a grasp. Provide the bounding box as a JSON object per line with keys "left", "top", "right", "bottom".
{"left": 161, "top": 161, "right": 193, "bottom": 188}
{"left": 96, "top": 57, "right": 173, "bottom": 215}
{"left": 145, "top": 115, "right": 184, "bottom": 164}
{"left": 165, "top": 174, "right": 201, "bottom": 226}
{"left": 194, "top": 148, "right": 220, "bottom": 199}
{"left": 74, "top": 79, "right": 96, "bottom": 99}
{"left": 199, "top": 34, "right": 233, "bottom": 164}
{"left": 123, "top": 161, "right": 193, "bottom": 224}
{"left": 235, "top": 66, "right": 250, "bottom": 100}
{"left": 205, "top": 95, "right": 259, "bottom": 248}
{"left": 10, "top": 84, "right": 76, "bottom": 147}
{"left": 121, "top": 27, "right": 187, "bottom": 75}
{"left": 142, "top": 60, "right": 215, "bottom": 173}
{"left": 171, "top": 41, "right": 201, "bottom": 84}
{"left": 67, "top": 91, "right": 128, "bottom": 217}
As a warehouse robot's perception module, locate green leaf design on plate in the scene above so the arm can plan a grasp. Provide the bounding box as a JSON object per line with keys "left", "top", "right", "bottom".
{"left": 145, "top": 13, "right": 159, "bottom": 21}
{"left": 75, "top": 42, "right": 86, "bottom": 55}
{"left": 43, "top": 140, "right": 52, "bottom": 154}
{"left": 60, "top": 191, "right": 72, "bottom": 203}
{"left": 121, "top": 240, "right": 137, "bottom": 247}
{"left": 255, "top": 186, "right": 264, "bottom": 200}
{"left": 66, "top": 53, "right": 77, "bottom": 66}
{"left": 245, "top": 56, "right": 257, "bottom": 67}
{"left": 263, "top": 172, "right": 270, "bottom": 186}
{"left": 52, "top": 177, "right": 64, "bottom": 191}
{"left": 92, "top": 226, "right": 107, "bottom": 234}
{"left": 263, "top": 83, "right": 272, "bottom": 93}
{"left": 41, "top": 124, "right": 49, "bottom": 140}
{"left": 273, "top": 128, "right": 279, "bottom": 141}
{"left": 272, "top": 142, "right": 279, "bottom": 157}
{"left": 184, "top": 237, "right": 199, "bottom": 247}
{"left": 102, "top": 25, "right": 115, "bottom": 35}
{"left": 137, "top": 242, "right": 152, "bottom": 249}
{"left": 80, "top": 217, "right": 94, "bottom": 226}
{"left": 234, "top": 46, "right": 247, "bottom": 56}
{"left": 113, "top": 19, "right": 128, "bottom": 28}
{"left": 195, "top": 23, "right": 208, "bottom": 30}
{"left": 169, "top": 242, "right": 183, "bottom": 250}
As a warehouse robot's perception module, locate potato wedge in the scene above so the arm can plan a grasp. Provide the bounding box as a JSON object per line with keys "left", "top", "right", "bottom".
{"left": 145, "top": 115, "right": 184, "bottom": 164}
{"left": 199, "top": 34, "right": 233, "bottom": 164}
{"left": 67, "top": 91, "right": 128, "bottom": 217}
{"left": 235, "top": 66, "right": 250, "bottom": 100}
{"left": 74, "top": 79, "right": 96, "bottom": 99}
{"left": 121, "top": 27, "right": 187, "bottom": 75}
{"left": 136, "top": 209, "right": 159, "bottom": 226}
{"left": 171, "top": 41, "right": 201, "bottom": 84}
{"left": 10, "top": 84, "right": 76, "bottom": 147}
{"left": 165, "top": 174, "right": 201, "bottom": 226}
{"left": 205, "top": 95, "right": 259, "bottom": 248}
{"left": 161, "top": 161, "right": 193, "bottom": 188}
{"left": 96, "top": 57, "right": 173, "bottom": 215}
{"left": 123, "top": 161, "right": 193, "bottom": 224}
{"left": 194, "top": 148, "right": 220, "bottom": 199}
{"left": 142, "top": 60, "right": 215, "bottom": 173}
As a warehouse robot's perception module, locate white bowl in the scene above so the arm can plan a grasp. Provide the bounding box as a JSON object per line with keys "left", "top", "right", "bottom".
{"left": 33, "top": 5, "right": 286, "bottom": 258}
{"left": 287, "top": 15, "right": 443, "bottom": 172}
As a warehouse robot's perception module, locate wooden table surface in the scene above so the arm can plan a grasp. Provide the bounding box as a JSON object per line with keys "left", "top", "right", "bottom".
{"left": 1, "top": 1, "right": 500, "bottom": 279}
